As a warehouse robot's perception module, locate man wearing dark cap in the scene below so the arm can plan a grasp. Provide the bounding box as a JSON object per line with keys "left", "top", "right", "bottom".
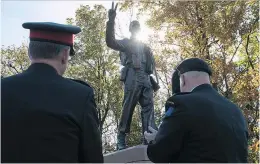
{"left": 106, "top": 2, "right": 158, "bottom": 150}
{"left": 145, "top": 58, "right": 248, "bottom": 163}
{"left": 1, "top": 22, "right": 103, "bottom": 163}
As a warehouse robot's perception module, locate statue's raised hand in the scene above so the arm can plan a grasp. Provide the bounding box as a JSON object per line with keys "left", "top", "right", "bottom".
{"left": 108, "top": 2, "right": 118, "bottom": 21}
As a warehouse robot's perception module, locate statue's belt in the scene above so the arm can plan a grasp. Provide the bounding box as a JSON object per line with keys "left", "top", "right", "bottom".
{"left": 124, "top": 65, "right": 149, "bottom": 73}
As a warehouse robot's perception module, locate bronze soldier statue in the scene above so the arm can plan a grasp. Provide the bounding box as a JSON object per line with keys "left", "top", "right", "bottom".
{"left": 105, "top": 2, "right": 159, "bottom": 150}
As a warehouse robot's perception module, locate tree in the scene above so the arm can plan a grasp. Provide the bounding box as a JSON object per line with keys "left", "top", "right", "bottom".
{"left": 1, "top": 44, "right": 30, "bottom": 77}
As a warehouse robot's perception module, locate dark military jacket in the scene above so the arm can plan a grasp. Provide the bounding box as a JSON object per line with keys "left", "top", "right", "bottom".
{"left": 147, "top": 84, "right": 248, "bottom": 163}
{"left": 1, "top": 63, "right": 103, "bottom": 163}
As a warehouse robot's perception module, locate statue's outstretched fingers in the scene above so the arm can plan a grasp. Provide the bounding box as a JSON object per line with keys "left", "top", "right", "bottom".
{"left": 115, "top": 3, "right": 118, "bottom": 11}
{"left": 111, "top": 1, "right": 114, "bottom": 9}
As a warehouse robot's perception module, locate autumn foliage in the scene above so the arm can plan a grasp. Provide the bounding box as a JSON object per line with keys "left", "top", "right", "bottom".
{"left": 1, "top": 0, "right": 259, "bottom": 162}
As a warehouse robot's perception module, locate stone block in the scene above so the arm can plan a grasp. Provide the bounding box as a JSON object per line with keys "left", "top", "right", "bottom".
{"left": 104, "top": 145, "right": 151, "bottom": 163}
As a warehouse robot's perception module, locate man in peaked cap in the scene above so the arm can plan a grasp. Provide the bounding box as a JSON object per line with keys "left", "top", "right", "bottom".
{"left": 1, "top": 22, "right": 103, "bottom": 163}
{"left": 145, "top": 58, "right": 248, "bottom": 163}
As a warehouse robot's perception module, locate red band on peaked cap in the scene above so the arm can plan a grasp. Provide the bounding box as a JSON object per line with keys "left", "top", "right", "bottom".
{"left": 29, "top": 30, "right": 74, "bottom": 45}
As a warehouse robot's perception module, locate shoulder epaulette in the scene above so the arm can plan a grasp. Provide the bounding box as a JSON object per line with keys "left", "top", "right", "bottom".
{"left": 67, "top": 78, "right": 92, "bottom": 88}
{"left": 173, "top": 92, "right": 191, "bottom": 96}
{"left": 166, "top": 92, "right": 190, "bottom": 106}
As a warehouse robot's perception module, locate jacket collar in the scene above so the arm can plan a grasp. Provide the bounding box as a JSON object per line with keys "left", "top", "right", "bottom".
{"left": 26, "top": 63, "right": 59, "bottom": 76}
{"left": 191, "top": 83, "right": 213, "bottom": 92}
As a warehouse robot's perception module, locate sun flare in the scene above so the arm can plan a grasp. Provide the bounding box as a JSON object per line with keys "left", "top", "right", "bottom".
{"left": 136, "top": 23, "right": 153, "bottom": 42}
{"left": 136, "top": 30, "right": 149, "bottom": 42}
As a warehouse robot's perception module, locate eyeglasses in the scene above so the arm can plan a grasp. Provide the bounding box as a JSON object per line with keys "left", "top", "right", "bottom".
{"left": 70, "top": 48, "right": 75, "bottom": 56}
{"left": 173, "top": 68, "right": 181, "bottom": 76}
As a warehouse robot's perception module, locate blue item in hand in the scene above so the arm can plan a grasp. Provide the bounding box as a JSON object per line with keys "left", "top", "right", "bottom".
{"left": 165, "top": 107, "right": 175, "bottom": 117}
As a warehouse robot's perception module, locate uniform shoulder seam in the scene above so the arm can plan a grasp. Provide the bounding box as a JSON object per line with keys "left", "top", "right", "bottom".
{"left": 66, "top": 78, "right": 93, "bottom": 90}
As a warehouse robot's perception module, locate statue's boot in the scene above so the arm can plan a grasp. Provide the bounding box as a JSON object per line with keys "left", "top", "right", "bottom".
{"left": 117, "top": 132, "right": 126, "bottom": 150}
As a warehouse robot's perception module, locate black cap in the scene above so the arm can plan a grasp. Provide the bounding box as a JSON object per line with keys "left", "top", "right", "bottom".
{"left": 171, "top": 70, "right": 180, "bottom": 94}
{"left": 176, "top": 58, "right": 212, "bottom": 76}
{"left": 22, "top": 22, "right": 81, "bottom": 56}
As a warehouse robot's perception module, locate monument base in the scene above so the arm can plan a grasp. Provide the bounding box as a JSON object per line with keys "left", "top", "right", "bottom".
{"left": 104, "top": 145, "right": 151, "bottom": 163}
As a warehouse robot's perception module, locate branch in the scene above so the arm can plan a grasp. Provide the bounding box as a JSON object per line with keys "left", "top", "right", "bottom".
{"left": 229, "top": 39, "right": 243, "bottom": 64}
{"left": 219, "top": 45, "right": 231, "bottom": 98}
{"left": 243, "top": 15, "right": 259, "bottom": 70}
{"left": 97, "top": 106, "right": 102, "bottom": 124}
{"left": 8, "top": 63, "right": 19, "bottom": 74}
{"left": 101, "top": 99, "right": 110, "bottom": 126}
{"left": 157, "top": 71, "right": 168, "bottom": 91}
{"left": 153, "top": 40, "right": 182, "bottom": 47}
{"left": 229, "top": 65, "right": 249, "bottom": 90}
{"left": 245, "top": 34, "right": 254, "bottom": 70}
{"left": 163, "top": 72, "right": 171, "bottom": 97}
{"left": 102, "top": 121, "right": 115, "bottom": 134}
{"left": 256, "top": 36, "right": 260, "bottom": 43}
{"left": 207, "top": 38, "right": 219, "bottom": 47}
{"left": 116, "top": 17, "right": 127, "bottom": 39}
{"left": 138, "top": 0, "right": 169, "bottom": 8}
{"left": 97, "top": 58, "right": 101, "bottom": 104}
{"left": 20, "top": 64, "right": 24, "bottom": 71}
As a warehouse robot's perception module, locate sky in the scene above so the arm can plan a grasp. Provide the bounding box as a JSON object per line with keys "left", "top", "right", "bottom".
{"left": 1, "top": 0, "right": 152, "bottom": 47}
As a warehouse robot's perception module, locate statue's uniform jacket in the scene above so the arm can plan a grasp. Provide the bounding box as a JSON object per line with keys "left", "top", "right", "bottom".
{"left": 1, "top": 63, "right": 103, "bottom": 163}
{"left": 106, "top": 20, "right": 157, "bottom": 134}
{"left": 147, "top": 84, "right": 248, "bottom": 163}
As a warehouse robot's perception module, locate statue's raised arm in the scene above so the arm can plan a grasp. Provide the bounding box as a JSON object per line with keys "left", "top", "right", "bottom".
{"left": 106, "top": 2, "right": 127, "bottom": 51}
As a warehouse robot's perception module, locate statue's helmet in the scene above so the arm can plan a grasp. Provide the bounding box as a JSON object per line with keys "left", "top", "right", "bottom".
{"left": 129, "top": 20, "right": 140, "bottom": 33}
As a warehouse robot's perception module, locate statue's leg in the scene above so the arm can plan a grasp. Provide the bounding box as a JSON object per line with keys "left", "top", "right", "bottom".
{"left": 139, "top": 86, "right": 158, "bottom": 144}
{"left": 117, "top": 74, "right": 142, "bottom": 150}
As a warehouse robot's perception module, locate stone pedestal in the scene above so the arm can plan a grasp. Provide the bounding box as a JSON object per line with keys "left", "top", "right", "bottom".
{"left": 104, "top": 145, "right": 151, "bottom": 163}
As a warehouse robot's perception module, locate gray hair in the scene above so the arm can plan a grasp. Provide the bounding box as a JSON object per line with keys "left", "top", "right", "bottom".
{"left": 28, "top": 41, "right": 70, "bottom": 59}
{"left": 180, "top": 71, "right": 210, "bottom": 84}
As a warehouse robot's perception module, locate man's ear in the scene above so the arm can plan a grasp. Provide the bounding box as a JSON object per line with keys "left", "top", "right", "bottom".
{"left": 180, "top": 74, "right": 185, "bottom": 87}
{"left": 28, "top": 49, "right": 33, "bottom": 60}
{"left": 61, "top": 48, "right": 70, "bottom": 64}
